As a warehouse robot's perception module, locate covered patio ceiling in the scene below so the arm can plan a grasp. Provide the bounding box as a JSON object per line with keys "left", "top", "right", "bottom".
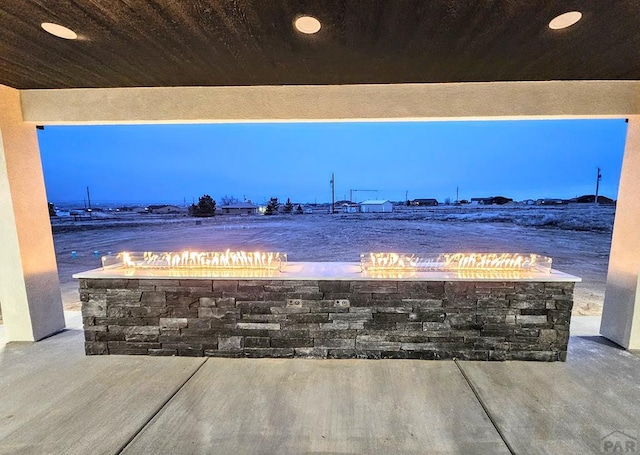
{"left": 1, "top": 0, "right": 639, "bottom": 90}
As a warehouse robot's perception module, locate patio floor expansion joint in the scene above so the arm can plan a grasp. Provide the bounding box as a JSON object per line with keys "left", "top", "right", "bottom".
{"left": 454, "top": 359, "right": 516, "bottom": 455}
{"left": 115, "top": 357, "right": 209, "bottom": 455}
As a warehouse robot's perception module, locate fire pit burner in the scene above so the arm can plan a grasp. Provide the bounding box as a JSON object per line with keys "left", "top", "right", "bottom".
{"left": 102, "top": 250, "right": 287, "bottom": 271}
{"left": 361, "top": 252, "right": 552, "bottom": 273}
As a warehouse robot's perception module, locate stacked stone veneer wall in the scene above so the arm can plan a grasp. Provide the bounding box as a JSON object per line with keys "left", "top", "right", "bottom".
{"left": 80, "top": 278, "right": 574, "bottom": 361}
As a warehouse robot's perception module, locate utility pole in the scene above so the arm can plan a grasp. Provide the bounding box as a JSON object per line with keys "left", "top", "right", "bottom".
{"left": 595, "top": 167, "right": 602, "bottom": 205}
{"left": 330, "top": 173, "right": 335, "bottom": 214}
{"left": 405, "top": 190, "right": 408, "bottom": 204}
{"left": 456, "top": 186, "right": 459, "bottom": 203}
{"left": 86, "top": 186, "right": 92, "bottom": 218}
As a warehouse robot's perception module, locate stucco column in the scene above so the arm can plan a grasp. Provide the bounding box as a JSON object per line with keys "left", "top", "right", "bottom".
{"left": 601, "top": 116, "right": 640, "bottom": 349}
{"left": 0, "top": 85, "right": 65, "bottom": 341}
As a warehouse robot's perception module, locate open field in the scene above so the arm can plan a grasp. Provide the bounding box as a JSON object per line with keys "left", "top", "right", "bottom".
{"left": 52, "top": 205, "right": 615, "bottom": 316}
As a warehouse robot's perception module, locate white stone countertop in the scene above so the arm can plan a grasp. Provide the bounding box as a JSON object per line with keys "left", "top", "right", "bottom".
{"left": 73, "top": 261, "right": 581, "bottom": 282}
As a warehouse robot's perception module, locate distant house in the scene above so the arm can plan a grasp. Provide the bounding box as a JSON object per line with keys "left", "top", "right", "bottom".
{"left": 470, "top": 196, "right": 513, "bottom": 205}
{"left": 535, "top": 198, "right": 567, "bottom": 206}
{"left": 360, "top": 200, "right": 393, "bottom": 213}
{"left": 148, "top": 204, "right": 185, "bottom": 214}
{"left": 412, "top": 198, "right": 439, "bottom": 206}
{"left": 219, "top": 202, "right": 258, "bottom": 215}
{"left": 341, "top": 203, "right": 359, "bottom": 213}
{"left": 574, "top": 194, "right": 616, "bottom": 205}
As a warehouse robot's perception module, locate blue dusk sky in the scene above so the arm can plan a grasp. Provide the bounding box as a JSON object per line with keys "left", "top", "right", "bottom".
{"left": 38, "top": 119, "right": 627, "bottom": 206}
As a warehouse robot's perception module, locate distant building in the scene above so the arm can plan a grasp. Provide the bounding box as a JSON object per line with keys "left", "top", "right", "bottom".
{"left": 219, "top": 202, "right": 258, "bottom": 215}
{"left": 574, "top": 194, "right": 616, "bottom": 205}
{"left": 470, "top": 196, "right": 513, "bottom": 205}
{"left": 341, "top": 203, "right": 359, "bottom": 213}
{"left": 412, "top": 198, "right": 439, "bottom": 206}
{"left": 147, "top": 204, "right": 185, "bottom": 214}
{"left": 535, "top": 198, "right": 567, "bottom": 206}
{"left": 360, "top": 200, "right": 393, "bottom": 213}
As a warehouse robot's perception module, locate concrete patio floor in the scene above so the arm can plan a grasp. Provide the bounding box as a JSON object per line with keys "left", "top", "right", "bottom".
{"left": 0, "top": 313, "right": 638, "bottom": 455}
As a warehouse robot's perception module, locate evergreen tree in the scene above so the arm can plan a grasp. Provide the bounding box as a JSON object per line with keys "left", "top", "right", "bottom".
{"left": 264, "top": 197, "right": 279, "bottom": 215}
{"left": 283, "top": 198, "right": 294, "bottom": 214}
{"left": 295, "top": 204, "right": 304, "bottom": 215}
{"left": 190, "top": 194, "right": 216, "bottom": 217}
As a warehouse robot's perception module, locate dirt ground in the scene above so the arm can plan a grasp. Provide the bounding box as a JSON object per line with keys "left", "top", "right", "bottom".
{"left": 53, "top": 208, "right": 613, "bottom": 315}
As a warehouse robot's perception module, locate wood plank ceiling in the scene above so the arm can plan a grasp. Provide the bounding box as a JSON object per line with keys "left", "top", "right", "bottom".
{"left": 1, "top": 0, "right": 639, "bottom": 89}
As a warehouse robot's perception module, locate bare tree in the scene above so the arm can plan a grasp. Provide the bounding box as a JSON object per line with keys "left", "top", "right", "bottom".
{"left": 220, "top": 195, "right": 240, "bottom": 206}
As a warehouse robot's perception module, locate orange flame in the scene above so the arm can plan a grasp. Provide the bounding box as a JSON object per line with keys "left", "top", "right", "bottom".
{"left": 361, "top": 253, "right": 551, "bottom": 273}
{"left": 114, "top": 250, "right": 286, "bottom": 271}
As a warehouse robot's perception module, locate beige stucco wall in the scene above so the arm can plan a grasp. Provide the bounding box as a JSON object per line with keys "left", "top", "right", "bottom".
{"left": 601, "top": 116, "right": 640, "bottom": 349}
{"left": 20, "top": 81, "right": 640, "bottom": 125}
{"left": 0, "top": 85, "right": 65, "bottom": 341}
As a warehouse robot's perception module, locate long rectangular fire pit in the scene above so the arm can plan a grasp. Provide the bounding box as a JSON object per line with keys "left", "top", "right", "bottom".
{"left": 75, "top": 253, "right": 580, "bottom": 361}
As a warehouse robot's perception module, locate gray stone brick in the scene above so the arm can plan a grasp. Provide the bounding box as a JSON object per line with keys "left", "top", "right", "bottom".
{"left": 517, "top": 315, "right": 548, "bottom": 325}
{"left": 85, "top": 342, "right": 108, "bottom": 355}
{"left": 198, "top": 307, "right": 238, "bottom": 319}
{"left": 271, "top": 338, "right": 313, "bottom": 348}
{"left": 227, "top": 291, "right": 264, "bottom": 301}
{"left": 295, "top": 347, "right": 328, "bottom": 358}
{"left": 166, "top": 293, "right": 201, "bottom": 307}
{"left": 82, "top": 300, "right": 107, "bottom": 317}
{"left": 218, "top": 336, "right": 243, "bottom": 350}
{"left": 287, "top": 313, "right": 329, "bottom": 323}
{"left": 129, "top": 306, "right": 171, "bottom": 318}
{"left": 349, "top": 307, "right": 373, "bottom": 314}
{"left": 319, "top": 322, "right": 365, "bottom": 330}
{"left": 148, "top": 349, "right": 177, "bottom": 356}
{"left": 400, "top": 342, "right": 438, "bottom": 351}
{"left": 159, "top": 318, "right": 188, "bottom": 329}
{"left": 395, "top": 322, "right": 423, "bottom": 331}
{"left": 270, "top": 306, "right": 310, "bottom": 314}
{"left": 244, "top": 337, "right": 270, "bottom": 348}
{"left": 215, "top": 297, "right": 236, "bottom": 307}
{"left": 237, "top": 322, "right": 280, "bottom": 330}
{"left": 212, "top": 281, "right": 239, "bottom": 291}
{"left": 375, "top": 306, "right": 413, "bottom": 313}
{"left": 140, "top": 291, "right": 167, "bottom": 305}
{"left": 106, "top": 289, "right": 143, "bottom": 305}
{"left": 106, "top": 306, "right": 129, "bottom": 318}
{"left": 240, "top": 314, "right": 287, "bottom": 322}
{"left": 356, "top": 340, "right": 401, "bottom": 351}
{"left": 372, "top": 313, "right": 408, "bottom": 322}
{"left": 314, "top": 338, "right": 355, "bottom": 349}
{"left": 539, "top": 329, "right": 558, "bottom": 344}
{"left": 124, "top": 326, "right": 160, "bottom": 342}
{"left": 506, "top": 351, "right": 558, "bottom": 361}
{"left": 352, "top": 281, "right": 398, "bottom": 294}
{"left": 244, "top": 348, "right": 294, "bottom": 358}
{"left": 319, "top": 281, "right": 351, "bottom": 293}
{"left": 330, "top": 312, "right": 372, "bottom": 322}
{"left": 107, "top": 341, "right": 161, "bottom": 355}
{"left": 423, "top": 322, "right": 450, "bottom": 331}
{"left": 285, "top": 292, "right": 324, "bottom": 300}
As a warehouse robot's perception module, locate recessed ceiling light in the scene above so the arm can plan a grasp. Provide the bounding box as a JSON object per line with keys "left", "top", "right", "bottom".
{"left": 41, "top": 22, "right": 78, "bottom": 40}
{"left": 548, "top": 11, "right": 582, "bottom": 30}
{"left": 295, "top": 16, "right": 321, "bottom": 34}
